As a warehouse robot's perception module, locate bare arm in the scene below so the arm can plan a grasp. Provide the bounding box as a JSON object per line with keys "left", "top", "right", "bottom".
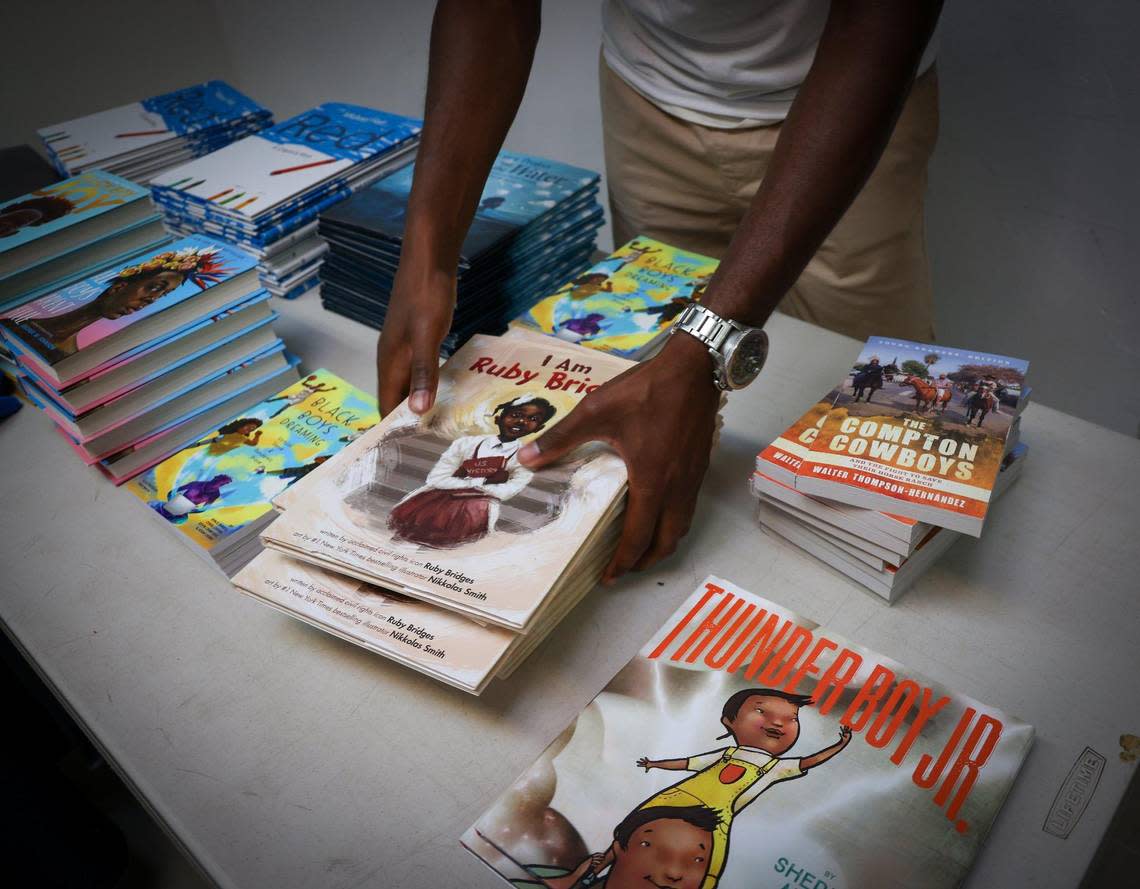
{"left": 800, "top": 725, "right": 853, "bottom": 771}
{"left": 637, "top": 755, "right": 689, "bottom": 772}
{"left": 520, "top": 0, "right": 943, "bottom": 582}
{"left": 377, "top": 0, "right": 541, "bottom": 415}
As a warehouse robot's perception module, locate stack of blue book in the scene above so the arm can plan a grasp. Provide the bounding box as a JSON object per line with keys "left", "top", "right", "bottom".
{"left": 0, "top": 235, "right": 297, "bottom": 483}
{"left": 149, "top": 104, "right": 421, "bottom": 299}
{"left": 0, "top": 170, "right": 170, "bottom": 380}
{"left": 38, "top": 81, "right": 272, "bottom": 184}
{"left": 317, "top": 151, "right": 603, "bottom": 356}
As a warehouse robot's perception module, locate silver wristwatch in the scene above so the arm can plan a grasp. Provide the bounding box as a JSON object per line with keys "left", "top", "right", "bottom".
{"left": 670, "top": 303, "right": 769, "bottom": 391}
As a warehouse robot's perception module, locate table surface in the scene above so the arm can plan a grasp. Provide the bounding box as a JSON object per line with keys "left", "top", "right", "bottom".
{"left": 2, "top": 293, "right": 1138, "bottom": 889}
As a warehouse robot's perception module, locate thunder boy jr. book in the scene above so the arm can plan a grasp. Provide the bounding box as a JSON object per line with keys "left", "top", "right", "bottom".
{"left": 516, "top": 237, "right": 718, "bottom": 360}
{"left": 260, "top": 333, "right": 633, "bottom": 631}
{"left": 795, "top": 338, "right": 1030, "bottom": 536}
{"left": 463, "top": 576, "right": 1033, "bottom": 889}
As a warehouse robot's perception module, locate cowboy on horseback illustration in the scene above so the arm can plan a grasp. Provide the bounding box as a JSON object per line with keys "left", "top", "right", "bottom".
{"left": 964, "top": 376, "right": 999, "bottom": 427}
{"left": 851, "top": 355, "right": 885, "bottom": 402}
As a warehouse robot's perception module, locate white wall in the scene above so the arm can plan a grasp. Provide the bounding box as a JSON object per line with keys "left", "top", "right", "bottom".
{"left": 2, "top": 0, "right": 1136, "bottom": 435}
{"left": 0, "top": 0, "right": 235, "bottom": 149}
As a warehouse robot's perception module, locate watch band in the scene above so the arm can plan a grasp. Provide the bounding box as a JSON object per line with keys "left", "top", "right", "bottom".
{"left": 674, "top": 303, "right": 737, "bottom": 352}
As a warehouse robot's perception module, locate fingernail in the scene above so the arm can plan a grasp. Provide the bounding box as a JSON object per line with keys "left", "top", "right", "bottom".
{"left": 409, "top": 390, "right": 432, "bottom": 414}
{"left": 518, "top": 442, "right": 540, "bottom": 464}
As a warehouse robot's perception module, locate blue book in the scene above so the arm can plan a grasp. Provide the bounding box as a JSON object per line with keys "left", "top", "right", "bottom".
{"left": 322, "top": 151, "right": 600, "bottom": 265}
{"left": 150, "top": 103, "right": 422, "bottom": 224}
{"left": 0, "top": 235, "right": 260, "bottom": 386}
{"left": 38, "top": 81, "right": 271, "bottom": 177}
{"left": 0, "top": 170, "right": 167, "bottom": 302}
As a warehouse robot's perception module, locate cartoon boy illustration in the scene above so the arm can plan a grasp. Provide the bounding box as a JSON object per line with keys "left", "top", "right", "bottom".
{"left": 386, "top": 394, "right": 557, "bottom": 548}
{"left": 555, "top": 312, "right": 607, "bottom": 343}
{"left": 150, "top": 474, "right": 233, "bottom": 524}
{"left": 262, "top": 374, "right": 338, "bottom": 418}
{"left": 486, "top": 805, "right": 720, "bottom": 889}
{"left": 561, "top": 689, "right": 851, "bottom": 889}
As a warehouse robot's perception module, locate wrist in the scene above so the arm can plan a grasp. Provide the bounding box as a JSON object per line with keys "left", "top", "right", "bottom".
{"left": 657, "top": 331, "right": 720, "bottom": 397}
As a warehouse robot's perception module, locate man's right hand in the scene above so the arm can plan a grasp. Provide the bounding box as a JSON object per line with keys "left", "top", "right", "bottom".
{"left": 376, "top": 263, "right": 456, "bottom": 415}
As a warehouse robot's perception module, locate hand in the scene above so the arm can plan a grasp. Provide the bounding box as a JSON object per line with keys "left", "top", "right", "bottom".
{"left": 452, "top": 466, "right": 469, "bottom": 479}
{"left": 838, "top": 725, "right": 853, "bottom": 747}
{"left": 376, "top": 261, "right": 456, "bottom": 415}
{"left": 484, "top": 468, "right": 510, "bottom": 485}
{"left": 519, "top": 333, "right": 719, "bottom": 582}
{"left": 637, "top": 756, "right": 653, "bottom": 771}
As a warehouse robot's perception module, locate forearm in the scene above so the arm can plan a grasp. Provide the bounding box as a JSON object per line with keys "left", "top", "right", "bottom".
{"left": 800, "top": 740, "right": 846, "bottom": 771}
{"left": 403, "top": 0, "right": 541, "bottom": 276}
{"left": 700, "top": 0, "right": 942, "bottom": 327}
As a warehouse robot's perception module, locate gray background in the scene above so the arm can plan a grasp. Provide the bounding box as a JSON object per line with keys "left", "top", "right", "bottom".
{"left": 2, "top": 0, "right": 1137, "bottom": 435}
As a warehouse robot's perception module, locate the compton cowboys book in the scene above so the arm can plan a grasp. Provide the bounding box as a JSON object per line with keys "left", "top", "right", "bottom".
{"left": 126, "top": 370, "right": 377, "bottom": 563}
{"left": 795, "top": 338, "right": 1029, "bottom": 536}
{"left": 516, "top": 238, "right": 718, "bottom": 360}
{"left": 261, "top": 333, "right": 633, "bottom": 631}
{"left": 463, "top": 577, "right": 1033, "bottom": 889}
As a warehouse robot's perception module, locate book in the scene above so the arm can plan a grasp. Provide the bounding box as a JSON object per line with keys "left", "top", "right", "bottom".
{"left": 260, "top": 333, "right": 633, "bottom": 631}
{"left": 322, "top": 151, "right": 600, "bottom": 265}
{"left": 794, "top": 337, "right": 1030, "bottom": 536}
{"left": 37, "top": 290, "right": 274, "bottom": 416}
{"left": 0, "top": 170, "right": 168, "bottom": 305}
{"left": 52, "top": 347, "right": 293, "bottom": 464}
{"left": 514, "top": 237, "right": 718, "bottom": 359}
{"left": 234, "top": 547, "right": 621, "bottom": 694}
{"left": 149, "top": 104, "right": 421, "bottom": 223}
{"left": 98, "top": 360, "right": 299, "bottom": 484}
{"left": 0, "top": 236, "right": 259, "bottom": 386}
{"left": 462, "top": 575, "right": 1033, "bottom": 889}
{"left": 755, "top": 418, "right": 1023, "bottom": 560}
{"left": 756, "top": 444, "right": 1030, "bottom": 601}
{"left": 38, "top": 81, "right": 271, "bottom": 180}
{"left": 126, "top": 369, "right": 378, "bottom": 574}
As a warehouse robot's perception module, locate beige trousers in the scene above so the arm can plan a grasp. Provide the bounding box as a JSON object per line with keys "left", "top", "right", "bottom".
{"left": 599, "top": 55, "right": 940, "bottom": 342}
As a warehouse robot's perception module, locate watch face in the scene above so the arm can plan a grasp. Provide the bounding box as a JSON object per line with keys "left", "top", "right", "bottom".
{"left": 726, "top": 329, "right": 768, "bottom": 388}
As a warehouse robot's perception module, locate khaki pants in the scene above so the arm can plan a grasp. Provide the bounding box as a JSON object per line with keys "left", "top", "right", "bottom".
{"left": 600, "top": 55, "right": 940, "bottom": 342}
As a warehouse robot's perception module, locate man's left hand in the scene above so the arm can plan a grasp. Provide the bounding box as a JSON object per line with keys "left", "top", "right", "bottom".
{"left": 518, "top": 333, "right": 719, "bottom": 583}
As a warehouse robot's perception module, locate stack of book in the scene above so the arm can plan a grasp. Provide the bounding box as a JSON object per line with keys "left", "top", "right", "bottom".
{"left": 233, "top": 330, "right": 634, "bottom": 694}
{"left": 0, "top": 236, "right": 298, "bottom": 484}
{"left": 463, "top": 575, "right": 1033, "bottom": 889}
{"left": 126, "top": 369, "right": 379, "bottom": 575}
{"left": 513, "top": 236, "right": 717, "bottom": 360}
{"left": 149, "top": 104, "right": 421, "bottom": 299}
{"left": 752, "top": 336, "right": 1031, "bottom": 602}
{"left": 318, "top": 151, "right": 602, "bottom": 355}
{"left": 38, "top": 81, "right": 271, "bottom": 184}
{"left": 0, "top": 171, "right": 168, "bottom": 318}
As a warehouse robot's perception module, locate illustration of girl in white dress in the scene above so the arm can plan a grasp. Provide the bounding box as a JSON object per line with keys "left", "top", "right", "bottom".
{"left": 387, "top": 395, "right": 557, "bottom": 548}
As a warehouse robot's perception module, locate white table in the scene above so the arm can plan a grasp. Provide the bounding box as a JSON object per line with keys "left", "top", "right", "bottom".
{"left": 2, "top": 294, "right": 1137, "bottom": 889}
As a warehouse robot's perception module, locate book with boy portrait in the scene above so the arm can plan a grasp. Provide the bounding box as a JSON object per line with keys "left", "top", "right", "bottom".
{"left": 513, "top": 237, "right": 718, "bottom": 360}
{"left": 126, "top": 369, "right": 377, "bottom": 568}
{"left": 260, "top": 333, "right": 633, "bottom": 631}
{"left": 794, "top": 337, "right": 1030, "bottom": 536}
{"left": 0, "top": 235, "right": 259, "bottom": 386}
{"left": 463, "top": 576, "right": 1033, "bottom": 889}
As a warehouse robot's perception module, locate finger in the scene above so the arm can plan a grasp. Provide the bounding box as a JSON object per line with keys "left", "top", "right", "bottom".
{"left": 407, "top": 327, "right": 441, "bottom": 415}
{"left": 516, "top": 399, "right": 602, "bottom": 469}
{"left": 377, "top": 331, "right": 411, "bottom": 416}
{"left": 632, "top": 464, "right": 704, "bottom": 571}
{"left": 603, "top": 484, "right": 662, "bottom": 584}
